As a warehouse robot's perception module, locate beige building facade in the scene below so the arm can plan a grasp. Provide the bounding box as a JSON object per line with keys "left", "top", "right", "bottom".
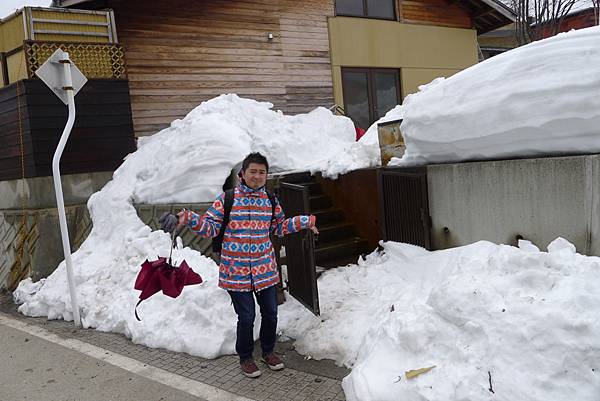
{"left": 329, "top": 16, "right": 479, "bottom": 107}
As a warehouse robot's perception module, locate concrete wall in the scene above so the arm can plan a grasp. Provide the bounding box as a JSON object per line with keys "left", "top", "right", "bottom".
{"left": 0, "top": 201, "right": 213, "bottom": 291}
{"left": 328, "top": 16, "right": 478, "bottom": 104}
{"left": 0, "top": 172, "right": 114, "bottom": 289}
{"left": 0, "top": 172, "right": 113, "bottom": 210}
{"left": 427, "top": 155, "right": 600, "bottom": 255}
{"left": 0, "top": 205, "right": 92, "bottom": 291}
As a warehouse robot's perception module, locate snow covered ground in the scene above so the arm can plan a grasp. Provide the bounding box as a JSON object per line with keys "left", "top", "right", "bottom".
{"left": 392, "top": 25, "right": 600, "bottom": 166}
{"left": 15, "top": 237, "right": 600, "bottom": 400}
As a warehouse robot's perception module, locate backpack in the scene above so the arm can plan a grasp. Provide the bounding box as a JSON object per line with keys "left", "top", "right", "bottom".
{"left": 212, "top": 188, "right": 277, "bottom": 253}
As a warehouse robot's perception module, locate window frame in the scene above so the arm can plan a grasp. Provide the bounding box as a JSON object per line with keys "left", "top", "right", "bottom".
{"left": 341, "top": 67, "right": 402, "bottom": 129}
{"left": 335, "top": 0, "right": 397, "bottom": 21}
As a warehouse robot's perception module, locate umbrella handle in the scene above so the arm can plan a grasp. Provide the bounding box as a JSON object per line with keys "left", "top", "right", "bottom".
{"left": 168, "top": 226, "right": 181, "bottom": 265}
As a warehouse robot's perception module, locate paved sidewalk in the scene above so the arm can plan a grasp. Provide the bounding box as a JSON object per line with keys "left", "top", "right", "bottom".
{"left": 0, "top": 293, "right": 348, "bottom": 401}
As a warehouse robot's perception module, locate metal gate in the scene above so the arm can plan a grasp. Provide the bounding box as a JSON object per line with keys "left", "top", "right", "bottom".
{"left": 378, "top": 167, "right": 432, "bottom": 249}
{"left": 277, "top": 182, "right": 320, "bottom": 316}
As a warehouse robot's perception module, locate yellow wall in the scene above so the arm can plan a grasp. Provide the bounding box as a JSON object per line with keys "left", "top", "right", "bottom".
{"left": 0, "top": 12, "right": 27, "bottom": 52}
{"left": 1, "top": 7, "right": 113, "bottom": 52}
{"left": 401, "top": 68, "right": 462, "bottom": 98}
{"left": 1, "top": 7, "right": 117, "bottom": 86}
{"left": 7, "top": 50, "right": 27, "bottom": 83}
{"left": 31, "top": 8, "right": 111, "bottom": 43}
{"left": 328, "top": 16, "right": 479, "bottom": 104}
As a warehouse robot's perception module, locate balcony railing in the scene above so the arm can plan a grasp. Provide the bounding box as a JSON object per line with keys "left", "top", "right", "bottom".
{"left": 1, "top": 7, "right": 123, "bottom": 86}
{"left": 24, "top": 40, "right": 126, "bottom": 79}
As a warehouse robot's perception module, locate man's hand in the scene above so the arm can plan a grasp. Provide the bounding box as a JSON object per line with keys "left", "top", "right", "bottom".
{"left": 158, "top": 212, "right": 179, "bottom": 234}
{"left": 308, "top": 215, "right": 319, "bottom": 235}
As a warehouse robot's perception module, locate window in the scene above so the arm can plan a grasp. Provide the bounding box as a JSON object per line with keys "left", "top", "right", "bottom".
{"left": 341, "top": 68, "right": 401, "bottom": 129}
{"left": 335, "top": 0, "right": 396, "bottom": 20}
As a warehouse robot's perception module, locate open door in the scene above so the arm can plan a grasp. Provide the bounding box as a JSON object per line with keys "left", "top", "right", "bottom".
{"left": 277, "top": 182, "right": 320, "bottom": 316}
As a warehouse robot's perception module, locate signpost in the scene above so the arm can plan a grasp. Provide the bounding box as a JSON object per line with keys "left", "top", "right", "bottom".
{"left": 35, "top": 49, "right": 87, "bottom": 326}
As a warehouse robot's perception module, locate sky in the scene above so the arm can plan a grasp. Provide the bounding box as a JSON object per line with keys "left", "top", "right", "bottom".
{"left": 0, "top": 0, "right": 51, "bottom": 19}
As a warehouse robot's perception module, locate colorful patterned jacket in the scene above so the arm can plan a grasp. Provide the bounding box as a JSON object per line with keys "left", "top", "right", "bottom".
{"left": 179, "top": 183, "right": 315, "bottom": 292}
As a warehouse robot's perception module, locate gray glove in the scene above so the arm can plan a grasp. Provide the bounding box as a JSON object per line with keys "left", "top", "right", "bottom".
{"left": 158, "top": 212, "right": 179, "bottom": 234}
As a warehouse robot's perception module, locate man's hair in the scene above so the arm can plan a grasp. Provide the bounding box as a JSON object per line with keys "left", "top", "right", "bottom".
{"left": 241, "top": 152, "right": 269, "bottom": 172}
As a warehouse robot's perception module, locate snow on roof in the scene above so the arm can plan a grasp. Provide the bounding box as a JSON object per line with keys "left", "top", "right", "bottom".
{"left": 392, "top": 25, "right": 600, "bottom": 166}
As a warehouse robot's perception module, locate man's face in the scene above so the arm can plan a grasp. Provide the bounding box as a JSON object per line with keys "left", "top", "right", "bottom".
{"left": 241, "top": 162, "right": 268, "bottom": 189}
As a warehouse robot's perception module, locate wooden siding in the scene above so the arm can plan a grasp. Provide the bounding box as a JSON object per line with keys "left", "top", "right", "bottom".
{"left": 0, "top": 82, "right": 36, "bottom": 180}
{"left": 0, "top": 79, "right": 136, "bottom": 181}
{"left": 540, "top": 9, "right": 597, "bottom": 38}
{"left": 106, "top": 0, "right": 335, "bottom": 136}
{"left": 399, "top": 0, "right": 473, "bottom": 29}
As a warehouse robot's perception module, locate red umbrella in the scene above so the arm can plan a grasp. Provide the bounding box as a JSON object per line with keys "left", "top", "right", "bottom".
{"left": 134, "top": 239, "right": 202, "bottom": 321}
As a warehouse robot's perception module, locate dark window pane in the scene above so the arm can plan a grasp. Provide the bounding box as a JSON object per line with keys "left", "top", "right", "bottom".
{"left": 366, "top": 0, "right": 395, "bottom": 19}
{"left": 336, "top": 0, "right": 365, "bottom": 16}
{"left": 374, "top": 71, "right": 399, "bottom": 120}
{"left": 342, "top": 71, "right": 370, "bottom": 130}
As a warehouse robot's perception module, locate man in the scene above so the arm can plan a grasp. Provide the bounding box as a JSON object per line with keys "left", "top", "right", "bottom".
{"left": 171, "top": 152, "right": 318, "bottom": 378}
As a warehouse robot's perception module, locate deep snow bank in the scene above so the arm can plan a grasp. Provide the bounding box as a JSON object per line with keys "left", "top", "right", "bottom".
{"left": 279, "top": 239, "right": 600, "bottom": 401}
{"left": 395, "top": 26, "right": 600, "bottom": 166}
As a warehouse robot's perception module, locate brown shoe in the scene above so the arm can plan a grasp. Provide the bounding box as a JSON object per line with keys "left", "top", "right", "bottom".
{"left": 240, "top": 359, "right": 261, "bottom": 378}
{"left": 261, "top": 352, "right": 284, "bottom": 371}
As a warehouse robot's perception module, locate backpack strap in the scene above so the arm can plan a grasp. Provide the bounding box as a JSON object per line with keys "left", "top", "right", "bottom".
{"left": 212, "top": 189, "right": 235, "bottom": 253}
{"left": 266, "top": 190, "right": 277, "bottom": 229}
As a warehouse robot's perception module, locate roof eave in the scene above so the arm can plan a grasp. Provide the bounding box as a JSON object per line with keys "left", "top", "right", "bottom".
{"left": 55, "top": 0, "right": 93, "bottom": 6}
{"left": 478, "top": 0, "right": 517, "bottom": 21}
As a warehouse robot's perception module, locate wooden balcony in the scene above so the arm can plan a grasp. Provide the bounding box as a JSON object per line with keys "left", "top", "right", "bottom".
{"left": 0, "top": 7, "right": 134, "bottom": 182}
{"left": 0, "top": 78, "right": 136, "bottom": 181}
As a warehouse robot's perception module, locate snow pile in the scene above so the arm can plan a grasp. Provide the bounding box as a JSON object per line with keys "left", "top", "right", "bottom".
{"left": 279, "top": 239, "right": 600, "bottom": 401}
{"left": 395, "top": 26, "right": 600, "bottom": 166}
{"left": 15, "top": 210, "right": 600, "bottom": 400}
{"left": 131, "top": 94, "right": 377, "bottom": 204}
{"left": 13, "top": 94, "right": 380, "bottom": 356}
{"left": 16, "top": 245, "right": 238, "bottom": 358}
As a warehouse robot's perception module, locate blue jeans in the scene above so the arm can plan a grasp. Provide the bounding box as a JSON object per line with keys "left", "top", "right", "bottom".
{"left": 228, "top": 285, "right": 278, "bottom": 361}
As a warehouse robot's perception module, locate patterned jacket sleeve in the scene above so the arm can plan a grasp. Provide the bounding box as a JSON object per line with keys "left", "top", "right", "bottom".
{"left": 179, "top": 193, "right": 225, "bottom": 238}
{"left": 270, "top": 196, "right": 316, "bottom": 237}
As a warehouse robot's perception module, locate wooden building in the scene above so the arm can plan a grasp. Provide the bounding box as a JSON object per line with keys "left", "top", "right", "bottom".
{"left": 54, "top": 0, "right": 514, "bottom": 135}
{"left": 479, "top": 7, "right": 597, "bottom": 60}
{"left": 539, "top": 7, "right": 598, "bottom": 38}
{"left": 0, "top": 7, "right": 135, "bottom": 181}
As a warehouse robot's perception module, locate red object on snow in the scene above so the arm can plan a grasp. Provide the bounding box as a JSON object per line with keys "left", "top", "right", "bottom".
{"left": 134, "top": 257, "right": 202, "bottom": 320}
{"left": 355, "top": 127, "right": 366, "bottom": 141}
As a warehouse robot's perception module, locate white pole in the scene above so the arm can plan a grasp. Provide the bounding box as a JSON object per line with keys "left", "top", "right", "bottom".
{"left": 51, "top": 52, "right": 81, "bottom": 327}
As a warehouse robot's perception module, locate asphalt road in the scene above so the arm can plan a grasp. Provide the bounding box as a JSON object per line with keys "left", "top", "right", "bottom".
{"left": 0, "top": 319, "right": 207, "bottom": 401}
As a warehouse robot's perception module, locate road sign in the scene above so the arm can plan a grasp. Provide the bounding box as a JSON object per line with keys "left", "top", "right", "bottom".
{"left": 36, "top": 49, "right": 86, "bottom": 327}
{"left": 35, "top": 48, "right": 87, "bottom": 105}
